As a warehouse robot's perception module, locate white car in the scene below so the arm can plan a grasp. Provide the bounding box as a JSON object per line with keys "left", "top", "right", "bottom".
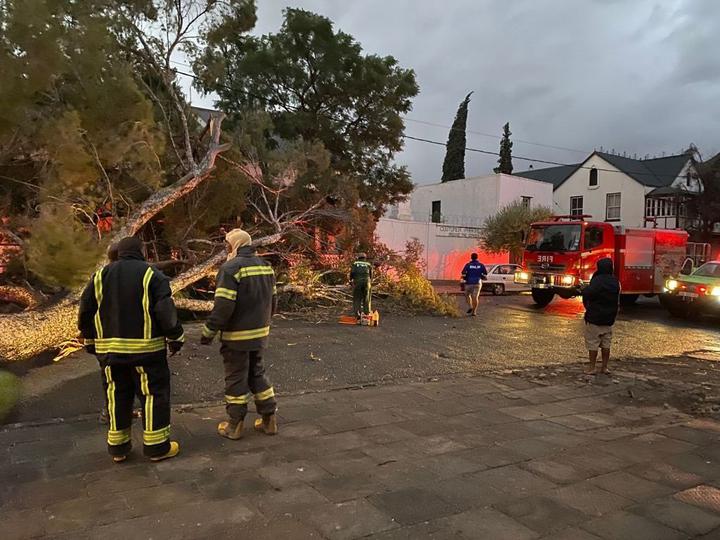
{"left": 484, "top": 264, "right": 529, "bottom": 295}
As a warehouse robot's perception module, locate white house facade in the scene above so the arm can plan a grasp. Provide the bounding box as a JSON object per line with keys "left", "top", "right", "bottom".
{"left": 515, "top": 151, "right": 701, "bottom": 230}
{"left": 378, "top": 173, "right": 554, "bottom": 279}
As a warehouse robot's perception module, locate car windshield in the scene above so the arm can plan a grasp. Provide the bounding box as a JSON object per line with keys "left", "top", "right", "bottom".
{"left": 693, "top": 262, "right": 720, "bottom": 278}
{"left": 526, "top": 224, "right": 581, "bottom": 252}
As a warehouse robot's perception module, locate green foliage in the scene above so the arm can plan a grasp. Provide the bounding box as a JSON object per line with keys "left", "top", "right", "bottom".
{"left": 494, "top": 122, "right": 514, "bottom": 174}
{"left": 25, "top": 205, "right": 105, "bottom": 289}
{"left": 482, "top": 200, "right": 552, "bottom": 259}
{"left": 442, "top": 92, "right": 472, "bottom": 182}
{"left": 194, "top": 7, "right": 418, "bottom": 217}
{"left": 374, "top": 240, "right": 459, "bottom": 317}
{"left": 0, "top": 370, "right": 21, "bottom": 422}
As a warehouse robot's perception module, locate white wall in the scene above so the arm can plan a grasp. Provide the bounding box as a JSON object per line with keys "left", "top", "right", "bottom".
{"left": 376, "top": 218, "right": 508, "bottom": 280}
{"left": 406, "top": 173, "right": 553, "bottom": 226}
{"left": 553, "top": 155, "right": 648, "bottom": 227}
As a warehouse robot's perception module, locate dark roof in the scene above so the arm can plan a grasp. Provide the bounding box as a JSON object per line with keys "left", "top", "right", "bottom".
{"left": 514, "top": 151, "right": 692, "bottom": 190}
{"left": 646, "top": 186, "right": 698, "bottom": 197}
{"left": 597, "top": 152, "right": 690, "bottom": 188}
{"left": 513, "top": 164, "right": 581, "bottom": 188}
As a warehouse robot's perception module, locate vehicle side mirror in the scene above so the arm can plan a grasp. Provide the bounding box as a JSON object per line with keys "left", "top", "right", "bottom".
{"left": 680, "top": 259, "right": 693, "bottom": 275}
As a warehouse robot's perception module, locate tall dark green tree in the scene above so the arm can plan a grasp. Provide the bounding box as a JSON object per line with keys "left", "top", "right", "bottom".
{"left": 494, "top": 122, "right": 514, "bottom": 174}
{"left": 193, "top": 8, "right": 419, "bottom": 218}
{"left": 441, "top": 92, "right": 472, "bottom": 182}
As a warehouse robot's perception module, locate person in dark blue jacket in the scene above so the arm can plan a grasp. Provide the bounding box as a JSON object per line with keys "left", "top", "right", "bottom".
{"left": 461, "top": 253, "right": 488, "bottom": 316}
{"left": 581, "top": 257, "right": 620, "bottom": 375}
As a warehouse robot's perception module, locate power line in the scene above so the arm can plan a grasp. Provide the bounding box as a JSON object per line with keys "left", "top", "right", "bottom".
{"left": 402, "top": 117, "right": 589, "bottom": 155}
{"left": 403, "top": 134, "right": 688, "bottom": 180}
{"left": 172, "top": 63, "right": 690, "bottom": 181}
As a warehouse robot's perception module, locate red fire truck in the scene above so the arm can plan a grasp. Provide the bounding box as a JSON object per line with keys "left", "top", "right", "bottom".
{"left": 514, "top": 215, "right": 693, "bottom": 307}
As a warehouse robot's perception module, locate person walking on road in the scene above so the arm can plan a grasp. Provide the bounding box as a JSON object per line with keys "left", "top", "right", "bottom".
{"left": 201, "top": 228, "right": 279, "bottom": 440}
{"left": 461, "top": 253, "right": 487, "bottom": 316}
{"left": 581, "top": 257, "right": 620, "bottom": 375}
{"left": 78, "top": 236, "right": 185, "bottom": 463}
{"left": 350, "top": 252, "right": 373, "bottom": 319}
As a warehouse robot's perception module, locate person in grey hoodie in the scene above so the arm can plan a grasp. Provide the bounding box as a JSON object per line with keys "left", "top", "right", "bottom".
{"left": 581, "top": 258, "right": 620, "bottom": 375}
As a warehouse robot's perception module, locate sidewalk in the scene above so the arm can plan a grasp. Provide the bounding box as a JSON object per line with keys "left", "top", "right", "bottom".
{"left": 2, "top": 374, "right": 720, "bottom": 539}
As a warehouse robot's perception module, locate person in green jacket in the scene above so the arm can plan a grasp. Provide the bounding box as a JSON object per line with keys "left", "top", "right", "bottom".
{"left": 350, "top": 253, "right": 373, "bottom": 318}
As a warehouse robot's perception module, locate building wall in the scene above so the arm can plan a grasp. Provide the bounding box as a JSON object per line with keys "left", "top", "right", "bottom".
{"left": 553, "top": 155, "right": 648, "bottom": 227}
{"left": 406, "top": 173, "right": 553, "bottom": 226}
{"left": 376, "top": 218, "right": 508, "bottom": 280}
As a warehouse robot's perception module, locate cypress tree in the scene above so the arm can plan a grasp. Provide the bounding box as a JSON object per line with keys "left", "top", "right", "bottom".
{"left": 441, "top": 92, "right": 473, "bottom": 182}
{"left": 494, "top": 122, "right": 514, "bottom": 174}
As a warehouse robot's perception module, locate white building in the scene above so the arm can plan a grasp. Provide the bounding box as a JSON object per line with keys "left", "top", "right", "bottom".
{"left": 514, "top": 151, "right": 701, "bottom": 230}
{"left": 378, "top": 173, "right": 554, "bottom": 280}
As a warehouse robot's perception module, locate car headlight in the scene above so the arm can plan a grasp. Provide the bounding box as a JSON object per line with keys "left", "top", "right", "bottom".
{"left": 711, "top": 286, "right": 720, "bottom": 297}
{"left": 560, "top": 275, "right": 575, "bottom": 286}
{"left": 665, "top": 279, "right": 678, "bottom": 291}
{"left": 515, "top": 271, "right": 529, "bottom": 282}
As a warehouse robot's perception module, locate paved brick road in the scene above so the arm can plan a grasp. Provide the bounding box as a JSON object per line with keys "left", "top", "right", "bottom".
{"left": 2, "top": 374, "right": 720, "bottom": 539}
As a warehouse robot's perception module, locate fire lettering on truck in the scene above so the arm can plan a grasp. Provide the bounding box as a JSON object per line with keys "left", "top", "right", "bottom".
{"left": 538, "top": 255, "right": 554, "bottom": 263}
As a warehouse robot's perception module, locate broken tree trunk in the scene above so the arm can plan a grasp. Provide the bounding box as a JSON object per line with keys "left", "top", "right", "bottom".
{"left": 0, "top": 233, "right": 282, "bottom": 362}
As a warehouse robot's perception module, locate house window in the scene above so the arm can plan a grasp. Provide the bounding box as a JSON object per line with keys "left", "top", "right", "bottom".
{"left": 589, "top": 168, "right": 598, "bottom": 187}
{"left": 645, "top": 198, "right": 653, "bottom": 217}
{"left": 686, "top": 172, "right": 692, "bottom": 187}
{"left": 431, "top": 200, "right": 441, "bottom": 223}
{"left": 606, "top": 192, "right": 621, "bottom": 221}
{"left": 521, "top": 196, "right": 532, "bottom": 208}
{"left": 570, "top": 196, "right": 583, "bottom": 216}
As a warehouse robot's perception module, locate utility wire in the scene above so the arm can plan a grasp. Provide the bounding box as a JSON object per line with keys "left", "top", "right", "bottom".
{"left": 172, "top": 63, "right": 692, "bottom": 181}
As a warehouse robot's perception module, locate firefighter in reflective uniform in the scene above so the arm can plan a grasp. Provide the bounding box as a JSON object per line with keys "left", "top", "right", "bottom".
{"left": 201, "top": 229, "right": 278, "bottom": 440}
{"left": 78, "top": 237, "right": 185, "bottom": 463}
{"left": 350, "top": 253, "right": 372, "bottom": 319}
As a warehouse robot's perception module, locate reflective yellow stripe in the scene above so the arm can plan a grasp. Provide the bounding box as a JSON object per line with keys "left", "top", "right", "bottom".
{"left": 202, "top": 325, "right": 216, "bottom": 339}
{"left": 234, "top": 265, "right": 275, "bottom": 280}
{"left": 93, "top": 271, "right": 104, "bottom": 339}
{"left": 220, "top": 326, "right": 270, "bottom": 341}
{"left": 171, "top": 333, "right": 185, "bottom": 343}
{"left": 143, "top": 425, "right": 170, "bottom": 445}
{"left": 105, "top": 366, "right": 116, "bottom": 432}
{"left": 142, "top": 268, "right": 153, "bottom": 339}
{"left": 95, "top": 337, "right": 166, "bottom": 354}
{"left": 85, "top": 338, "right": 95, "bottom": 345}
{"left": 254, "top": 387, "right": 275, "bottom": 402}
{"left": 225, "top": 393, "right": 253, "bottom": 405}
{"left": 136, "top": 367, "right": 153, "bottom": 432}
{"left": 215, "top": 287, "right": 237, "bottom": 301}
{"left": 107, "top": 428, "right": 131, "bottom": 446}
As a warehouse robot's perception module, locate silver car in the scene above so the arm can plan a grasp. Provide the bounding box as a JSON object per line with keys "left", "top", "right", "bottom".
{"left": 484, "top": 264, "right": 530, "bottom": 295}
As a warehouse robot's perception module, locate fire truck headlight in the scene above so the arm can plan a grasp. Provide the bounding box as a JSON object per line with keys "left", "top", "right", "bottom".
{"left": 711, "top": 286, "right": 720, "bottom": 297}
{"left": 560, "top": 275, "right": 575, "bottom": 286}
{"left": 665, "top": 279, "right": 678, "bottom": 291}
{"left": 515, "top": 271, "right": 529, "bottom": 283}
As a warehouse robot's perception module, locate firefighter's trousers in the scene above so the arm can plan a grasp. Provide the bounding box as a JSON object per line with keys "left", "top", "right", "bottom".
{"left": 222, "top": 348, "right": 277, "bottom": 423}
{"left": 101, "top": 359, "right": 171, "bottom": 458}
{"left": 353, "top": 282, "right": 371, "bottom": 315}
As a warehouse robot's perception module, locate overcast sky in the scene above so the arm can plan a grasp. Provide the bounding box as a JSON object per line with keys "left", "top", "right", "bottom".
{"left": 187, "top": 0, "right": 720, "bottom": 185}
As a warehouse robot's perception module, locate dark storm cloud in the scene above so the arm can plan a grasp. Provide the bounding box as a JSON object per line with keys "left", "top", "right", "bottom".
{"left": 248, "top": 0, "right": 720, "bottom": 182}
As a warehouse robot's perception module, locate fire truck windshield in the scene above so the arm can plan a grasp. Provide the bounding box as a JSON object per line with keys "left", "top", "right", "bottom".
{"left": 526, "top": 224, "right": 581, "bottom": 252}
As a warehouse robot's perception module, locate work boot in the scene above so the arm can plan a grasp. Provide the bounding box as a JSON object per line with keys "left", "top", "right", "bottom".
{"left": 150, "top": 441, "right": 180, "bottom": 462}
{"left": 254, "top": 414, "right": 278, "bottom": 436}
{"left": 217, "top": 420, "right": 244, "bottom": 440}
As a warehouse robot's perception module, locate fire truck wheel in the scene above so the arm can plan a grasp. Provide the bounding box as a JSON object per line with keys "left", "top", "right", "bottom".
{"left": 492, "top": 284, "right": 504, "bottom": 296}
{"left": 531, "top": 288, "right": 555, "bottom": 307}
{"left": 619, "top": 294, "right": 639, "bottom": 306}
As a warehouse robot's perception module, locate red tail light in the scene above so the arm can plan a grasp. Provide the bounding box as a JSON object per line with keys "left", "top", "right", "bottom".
{"left": 698, "top": 286, "right": 707, "bottom": 294}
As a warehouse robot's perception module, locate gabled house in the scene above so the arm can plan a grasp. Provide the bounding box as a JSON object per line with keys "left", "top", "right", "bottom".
{"left": 515, "top": 150, "right": 701, "bottom": 230}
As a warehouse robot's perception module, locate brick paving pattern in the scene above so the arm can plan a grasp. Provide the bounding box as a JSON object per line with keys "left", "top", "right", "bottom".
{"left": 2, "top": 375, "right": 720, "bottom": 539}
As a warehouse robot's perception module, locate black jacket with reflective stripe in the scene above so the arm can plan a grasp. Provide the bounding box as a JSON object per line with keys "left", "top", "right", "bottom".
{"left": 203, "top": 246, "right": 276, "bottom": 351}
{"left": 78, "top": 255, "right": 184, "bottom": 364}
{"left": 350, "top": 260, "right": 372, "bottom": 285}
